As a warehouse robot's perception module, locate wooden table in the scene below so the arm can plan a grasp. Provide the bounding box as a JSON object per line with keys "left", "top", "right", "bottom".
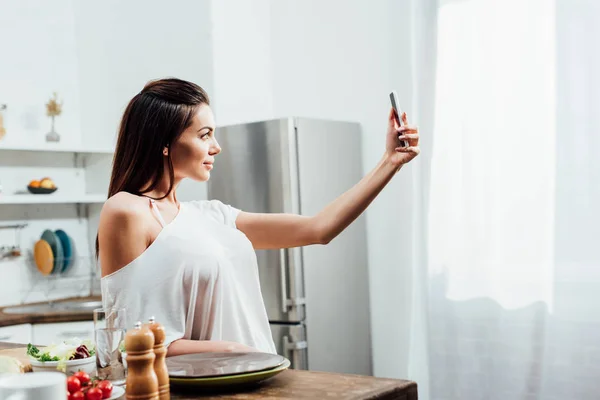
{"left": 170, "top": 369, "right": 418, "bottom": 399}
{"left": 0, "top": 342, "right": 417, "bottom": 399}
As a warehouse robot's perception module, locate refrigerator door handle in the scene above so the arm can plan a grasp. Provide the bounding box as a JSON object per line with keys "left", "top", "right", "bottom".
{"left": 283, "top": 334, "right": 308, "bottom": 368}
{"left": 279, "top": 249, "right": 289, "bottom": 314}
{"left": 284, "top": 336, "right": 308, "bottom": 351}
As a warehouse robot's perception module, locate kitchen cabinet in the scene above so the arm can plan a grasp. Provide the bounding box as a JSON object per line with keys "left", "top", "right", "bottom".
{"left": 32, "top": 321, "right": 94, "bottom": 346}
{"left": 0, "top": 323, "right": 31, "bottom": 344}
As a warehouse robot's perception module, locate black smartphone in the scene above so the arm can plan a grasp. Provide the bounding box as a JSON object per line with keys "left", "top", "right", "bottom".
{"left": 389, "top": 90, "right": 408, "bottom": 147}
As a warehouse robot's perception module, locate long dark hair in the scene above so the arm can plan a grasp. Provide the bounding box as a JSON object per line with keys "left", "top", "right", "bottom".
{"left": 96, "top": 78, "right": 210, "bottom": 258}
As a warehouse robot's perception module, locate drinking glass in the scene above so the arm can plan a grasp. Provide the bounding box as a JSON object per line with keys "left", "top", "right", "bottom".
{"left": 93, "top": 307, "right": 127, "bottom": 385}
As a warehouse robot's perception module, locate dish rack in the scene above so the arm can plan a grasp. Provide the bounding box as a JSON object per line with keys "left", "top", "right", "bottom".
{"left": 20, "top": 251, "right": 99, "bottom": 304}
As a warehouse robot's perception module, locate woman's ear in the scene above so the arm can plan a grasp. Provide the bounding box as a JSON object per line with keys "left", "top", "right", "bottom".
{"left": 163, "top": 146, "right": 169, "bottom": 156}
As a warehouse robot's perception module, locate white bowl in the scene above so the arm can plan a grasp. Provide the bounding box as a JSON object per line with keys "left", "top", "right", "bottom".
{"left": 0, "top": 372, "right": 66, "bottom": 400}
{"left": 29, "top": 356, "right": 96, "bottom": 376}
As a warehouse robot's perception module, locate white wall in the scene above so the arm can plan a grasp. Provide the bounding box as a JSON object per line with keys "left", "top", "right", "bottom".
{"left": 0, "top": 0, "right": 81, "bottom": 148}
{"left": 210, "top": 0, "right": 275, "bottom": 125}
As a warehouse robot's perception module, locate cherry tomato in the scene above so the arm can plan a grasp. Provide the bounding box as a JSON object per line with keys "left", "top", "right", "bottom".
{"left": 73, "top": 371, "right": 91, "bottom": 386}
{"left": 97, "top": 380, "right": 113, "bottom": 399}
{"left": 85, "top": 387, "right": 103, "bottom": 400}
{"left": 66, "top": 376, "right": 81, "bottom": 394}
{"left": 71, "top": 391, "right": 85, "bottom": 400}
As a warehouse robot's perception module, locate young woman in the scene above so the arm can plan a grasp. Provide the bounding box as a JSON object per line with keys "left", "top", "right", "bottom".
{"left": 98, "top": 78, "right": 420, "bottom": 357}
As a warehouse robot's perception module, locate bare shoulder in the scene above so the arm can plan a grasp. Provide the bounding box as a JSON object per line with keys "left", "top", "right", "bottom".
{"left": 98, "top": 192, "right": 151, "bottom": 275}
{"left": 100, "top": 192, "right": 148, "bottom": 224}
{"left": 98, "top": 192, "right": 153, "bottom": 239}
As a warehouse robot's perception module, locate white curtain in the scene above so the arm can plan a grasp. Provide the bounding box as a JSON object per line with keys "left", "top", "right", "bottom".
{"left": 408, "top": 0, "right": 600, "bottom": 399}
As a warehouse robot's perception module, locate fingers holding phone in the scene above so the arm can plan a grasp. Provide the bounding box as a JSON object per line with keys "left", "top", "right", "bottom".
{"left": 386, "top": 91, "right": 420, "bottom": 167}
{"left": 389, "top": 91, "right": 408, "bottom": 147}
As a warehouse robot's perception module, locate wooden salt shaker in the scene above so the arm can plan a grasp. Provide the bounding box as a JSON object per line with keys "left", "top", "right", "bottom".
{"left": 145, "top": 316, "right": 170, "bottom": 400}
{"left": 125, "top": 321, "right": 159, "bottom": 400}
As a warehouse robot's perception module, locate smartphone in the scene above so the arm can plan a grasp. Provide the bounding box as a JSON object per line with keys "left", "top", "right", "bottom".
{"left": 389, "top": 90, "right": 408, "bottom": 147}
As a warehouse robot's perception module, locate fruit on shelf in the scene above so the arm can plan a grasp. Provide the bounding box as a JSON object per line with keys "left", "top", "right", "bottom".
{"left": 40, "top": 178, "right": 56, "bottom": 189}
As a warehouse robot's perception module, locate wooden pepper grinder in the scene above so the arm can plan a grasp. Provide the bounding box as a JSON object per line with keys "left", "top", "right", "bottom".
{"left": 145, "top": 316, "right": 170, "bottom": 400}
{"left": 125, "top": 321, "right": 159, "bottom": 400}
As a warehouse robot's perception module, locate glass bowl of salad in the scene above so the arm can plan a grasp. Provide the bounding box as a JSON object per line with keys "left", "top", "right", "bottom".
{"left": 26, "top": 338, "right": 96, "bottom": 375}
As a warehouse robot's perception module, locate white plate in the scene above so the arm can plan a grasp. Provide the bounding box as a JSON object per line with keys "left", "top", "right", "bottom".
{"left": 107, "top": 385, "right": 125, "bottom": 400}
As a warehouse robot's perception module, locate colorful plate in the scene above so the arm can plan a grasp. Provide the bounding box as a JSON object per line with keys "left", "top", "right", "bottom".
{"left": 54, "top": 229, "right": 73, "bottom": 273}
{"left": 64, "top": 232, "right": 76, "bottom": 273}
{"left": 41, "top": 229, "right": 63, "bottom": 274}
{"left": 166, "top": 352, "right": 287, "bottom": 379}
{"left": 169, "top": 358, "right": 290, "bottom": 388}
{"left": 33, "top": 239, "right": 54, "bottom": 276}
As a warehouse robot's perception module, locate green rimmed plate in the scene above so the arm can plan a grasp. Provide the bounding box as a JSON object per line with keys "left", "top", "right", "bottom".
{"left": 169, "top": 358, "right": 290, "bottom": 388}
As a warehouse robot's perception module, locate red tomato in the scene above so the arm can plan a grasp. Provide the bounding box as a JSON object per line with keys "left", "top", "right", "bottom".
{"left": 66, "top": 376, "right": 81, "bottom": 394}
{"left": 97, "top": 380, "right": 113, "bottom": 399}
{"left": 73, "top": 371, "right": 91, "bottom": 386}
{"left": 86, "top": 387, "right": 103, "bottom": 400}
{"left": 71, "top": 391, "right": 85, "bottom": 400}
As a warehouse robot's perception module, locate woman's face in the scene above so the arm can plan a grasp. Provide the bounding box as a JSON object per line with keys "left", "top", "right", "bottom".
{"left": 169, "top": 104, "right": 220, "bottom": 182}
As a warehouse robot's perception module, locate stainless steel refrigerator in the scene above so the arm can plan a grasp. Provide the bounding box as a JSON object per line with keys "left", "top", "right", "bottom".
{"left": 207, "top": 117, "right": 372, "bottom": 375}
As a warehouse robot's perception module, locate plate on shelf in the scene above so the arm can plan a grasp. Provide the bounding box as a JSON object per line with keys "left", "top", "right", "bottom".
{"left": 169, "top": 358, "right": 290, "bottom": 389}
{"left": 54, "top": 229, "right": 74, "bottom": 273}
{"left": 40, "top": 229, "right": 63, "bottom": 274}
{"left": 33, "top": 239, "right": 54, "bottom": 276}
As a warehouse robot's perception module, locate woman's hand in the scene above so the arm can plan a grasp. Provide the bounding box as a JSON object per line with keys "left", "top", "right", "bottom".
{"left": 385, "top": 108, "right": 420, "bottom": 169}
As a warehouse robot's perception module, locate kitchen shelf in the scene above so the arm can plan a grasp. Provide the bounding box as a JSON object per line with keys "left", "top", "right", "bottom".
{"left": 0, "top": 194, "right": 106, "bottom": 205}
{"left": 0, "top": 143, "right": 114, "bottom": 155}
